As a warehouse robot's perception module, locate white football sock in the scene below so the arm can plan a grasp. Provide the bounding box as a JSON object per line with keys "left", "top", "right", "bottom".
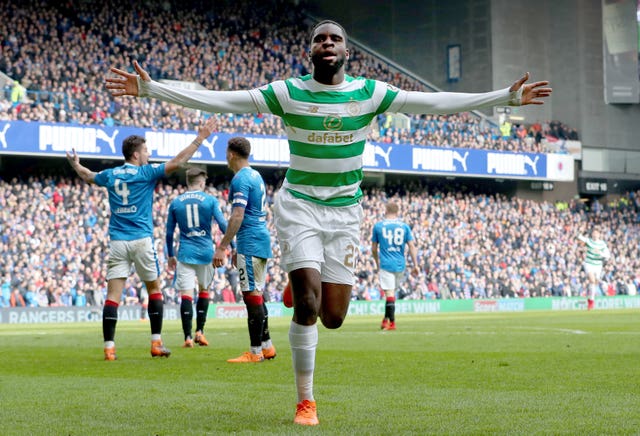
{"left": 289, "top": 321, "right": 318, "bottom": 403}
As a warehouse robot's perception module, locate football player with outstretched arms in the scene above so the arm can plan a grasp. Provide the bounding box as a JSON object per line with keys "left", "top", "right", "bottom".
{"left": 106, "top": 19, "right": 551, "bottom": 425}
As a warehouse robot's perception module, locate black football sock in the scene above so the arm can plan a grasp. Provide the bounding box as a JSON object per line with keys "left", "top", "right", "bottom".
{"left": 196, "top": 292, "right": 210, "bottom": 333}
{"left": 103, "top": 300, "right": 119, "bottom": 342}
{"left": 148, "top": 294, "right": 164, "bottom": 336}
{"left": 386, "top": 297, "right": 396, "bottom": 322}
{"left": 261, "top": 302, "right": 271, "bottom": 342}
{"left": 244, "top": 294, "right": 265, "bottom": 348}
{"left": 181, "top": 296, "right": 193, "bottom": 340}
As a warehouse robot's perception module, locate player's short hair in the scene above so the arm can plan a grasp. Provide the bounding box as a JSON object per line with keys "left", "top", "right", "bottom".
{"left": 122, "top": 135, "right": 146, "bottom": 161}
{"left": 310, "top": 20, "right": 348, "bottom": 45}
{"left": 186, "top": 167, "right": 207, "bottom": 186}
{"left": 386, "top": 201, "right": 399, "bottom": 215}
{"left": 227, "top": 137, "right": 251, "bottom": 159}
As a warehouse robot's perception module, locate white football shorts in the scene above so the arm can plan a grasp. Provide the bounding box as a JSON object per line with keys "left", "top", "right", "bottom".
{"left": 379, "top": 269, "right": 404, "bottom": 291}
{"left": 583, "top": 262, "right": 603, "bottom": 279}
{"left": 175, "top": 261, "right": 214, "bottom": 292}
{"left": 106, "top": 237, "right": 159, "bottom": 282}
{"left": 273, "top": 188, "right": 362, "bottom": 285}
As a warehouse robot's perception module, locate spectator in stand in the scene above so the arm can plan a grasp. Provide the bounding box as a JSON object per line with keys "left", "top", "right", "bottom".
{"left": 0, "top": 0, "right": 574, "bottom": 153}
{"left": 1, "top": 274, "right": 11, "bottom": 307}
{"left": 10, "top": 287, "right": 26, "bottom": 307}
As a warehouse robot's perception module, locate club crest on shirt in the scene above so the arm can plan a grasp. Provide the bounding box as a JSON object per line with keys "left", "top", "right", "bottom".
{"left": 323, "top": 114, "right": 343, "bottom": 131}
{"left": 347, "top": 100, "right": 360, "bottom": 116}
{"left": 281, "top": 241, "right": 291, "bottom": 254}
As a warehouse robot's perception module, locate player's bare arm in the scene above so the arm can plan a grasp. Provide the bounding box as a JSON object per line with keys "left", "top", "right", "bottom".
{"left": 408, "top": 240, "right": 420, "bottom": 276}
{"left": 213, "top": 207, "right": 244, "bottom": 267}
{"left": 66, "top": 148, "right": 96, "bottom": 184}
{"left": 371, "top": 241, "right": 380, "bottom": 270}
{"left": 165, "top": 117, "right": 217, "bottom": 174}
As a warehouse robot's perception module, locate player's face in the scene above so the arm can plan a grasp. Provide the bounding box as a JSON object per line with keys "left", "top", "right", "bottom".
{"left": 309, "top": 23, "right": 349, "bottom": 73}
{"left": 225, "top": 149, "right": 233, "bottom": 169}
{"left": 137, "top": 144, "right": 150, "bottom": 165}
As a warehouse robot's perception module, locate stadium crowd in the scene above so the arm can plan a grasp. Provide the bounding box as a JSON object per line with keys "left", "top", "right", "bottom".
{"left": 1, "top": 175, "right": 638, "bottom": 308}
{"left": 1, "top": 0, "right": 578, "bottom": 153}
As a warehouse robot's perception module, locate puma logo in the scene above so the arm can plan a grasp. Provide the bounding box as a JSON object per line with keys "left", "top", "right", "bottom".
{"left": 96, "top": 129, "right": 119, "bottom": 154}
{"left": 523, "top": 155, "right": 540, "bottom": 175}
{"left": 452, "top": 151, "right": 469, "bottom": 172}
{"left": 201, "top": 135, "right": 218, "bottom": 158}
{"left": 373, "top": 145, "right": 392, "bottom": 167}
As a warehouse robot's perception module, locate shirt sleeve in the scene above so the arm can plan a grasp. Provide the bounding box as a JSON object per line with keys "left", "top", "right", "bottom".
{"left": 371, "top": 224, "right": 379, "bottom": 243}
{"left": 405, "top": 224, "right": 414, "bottom": 242}
{"left": 93, "top": 169, "right": 109, "bottom": 187}
{"left": 211, "top": 197, "right": 236, "bottom": 250}
{"left": 139, "top": 79, "right": 260, "bottom": 114}
{"left": 390, "top": 87, "right": 516, "bottom": 115}
{"left": 230, "top": 177, "right": 249, "bottom": 210}
{"left": 138, "top": 163, "right": 166, "bottom": 181}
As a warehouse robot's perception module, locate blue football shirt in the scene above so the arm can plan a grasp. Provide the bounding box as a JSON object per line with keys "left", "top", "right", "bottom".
{"left": 166, "top": 190, "right": 228, "bottom": 264}
{"left": 371, "top": 219, "right": 414, "bottom": 273}
{"left": 94, "top": 163, "right": 166, "bottom": 241}
{"left": 229, "top": 167, "right": 272, "bottom": 259}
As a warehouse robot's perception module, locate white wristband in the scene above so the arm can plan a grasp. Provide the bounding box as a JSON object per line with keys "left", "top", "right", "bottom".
{"left": 508, "top": 87, "right": 523, "bottom": 106}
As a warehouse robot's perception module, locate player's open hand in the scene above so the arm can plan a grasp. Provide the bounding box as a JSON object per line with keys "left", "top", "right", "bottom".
{"left": 509, "top": 72, "right": 552, "bottom": 105}
{"left": 106, "top": 60, "right": 150, "bottom": 97}
{"left": 197, "top": 117, "right": 218, "bottom": 142}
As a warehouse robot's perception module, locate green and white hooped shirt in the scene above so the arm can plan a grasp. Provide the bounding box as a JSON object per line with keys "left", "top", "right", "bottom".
{"left": 579, "top": 235, "right": 610, "bottom": 266}
{"left": 140, "top": 73, "right": 516, "bottom": 208}
{"left": 249, "top": 75, "right": 403, "bottom": 207}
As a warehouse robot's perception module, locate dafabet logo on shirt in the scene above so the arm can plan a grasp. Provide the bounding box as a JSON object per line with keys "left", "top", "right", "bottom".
{"left": 307, "top": 132, "right": 354, "bottom": 144}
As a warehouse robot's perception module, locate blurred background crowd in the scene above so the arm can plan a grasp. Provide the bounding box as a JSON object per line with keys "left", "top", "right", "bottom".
{"left": 1, "top": 0, "right": 629, "bottom": 310}
{"left": 1, "top": 0, "right": 578, "bottom": 153}
{"left": 1, "top": 176, "right": 638, "bottom": 308}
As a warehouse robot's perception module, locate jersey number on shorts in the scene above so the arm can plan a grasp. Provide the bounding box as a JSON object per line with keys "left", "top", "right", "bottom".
{"left": 343, "top": 243, "right": 357, "bottom": 268}
{"left": 114, "top": 179, "right": 130, "bottom": 205}
{"left": 186, "top": 204, "right": 200, "bottom": 228}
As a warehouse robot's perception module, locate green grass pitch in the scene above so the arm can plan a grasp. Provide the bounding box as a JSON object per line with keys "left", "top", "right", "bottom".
{"left": 1, "top": 310, "right": 639, "bottom": 435}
